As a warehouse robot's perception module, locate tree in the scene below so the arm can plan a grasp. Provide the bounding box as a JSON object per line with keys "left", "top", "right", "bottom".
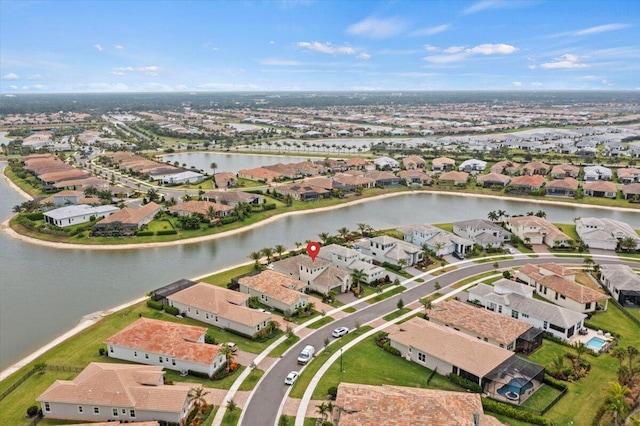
{"left": 397, "top": 298, "right": 404, "bottom": 310}
{"left": 206, "top": 205, "right": 217, "bottom": 224}
{"left": 249, "top": 251, "right": 262, "bottom": 268}
{"left": 337, "top": 227, "right": 350, "bottom": 240}
{"left": 226, "top": 399, "right": 237, "bottom": 413}
{"left": 351, "top": 269, "right": 366, "bottom": 295}
{"left": 318, "top": 232, "right": 330, "bottom": 244}
{"left": 278, "top": 415, "right": 289, "bottom": 426}
{"left": 147, "top": 188, "right": 159, "bottom": 202}
{"left": 620, "top": 236, "right": 639, "bottom": 252}
{"left": 188, "top": 386, "right": 210, "bottom": 412}
{"left": 574, "top": 341, "right": 587, "bottom": 365}
{"left": 421, "top": 299, "right": 432, "bottom": 318}
{"left": 284, "top": 193, "right": 293, "bottom": 207}
{"left": 316, "top": 402, "right": 329, "bottom": 421}
{"left": 534, "top": 210, "right": 547, "bottom": 219}
{"left": 210, "top": 162, "right": 218, "bottom": 174}
{"left": 357, "top": 222, "right": 371, "bottom": 237}
{"left": 604, "top": 381, "right": 630, "bottom": 426}
{"left": 221, "top": 344, "right": 237, "bottom": 373}
{"left": 487, "top": 211, "right": 499, "bottom": 222}
{"left": 261, "top": 247, "right": 274, "bottom": 263}
{"left": 274, "top": 244, "right": 286, "bottom": 260}
{"left": 627, "top": 346, "right": 639, "bottom": 371}
{"left": 583, "top": 256, "right": 594, "bottom": 272}
{"left": 612, "top": 346, "right": 627, "bottom": 368}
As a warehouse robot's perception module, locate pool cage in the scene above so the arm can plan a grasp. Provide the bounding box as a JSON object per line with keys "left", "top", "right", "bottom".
{"left": 483, "top": 356, "right": 545, "bottom": 405}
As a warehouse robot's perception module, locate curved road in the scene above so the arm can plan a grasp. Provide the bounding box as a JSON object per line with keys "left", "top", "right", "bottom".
{"left": 240, "top": 254, "right": 640, "bottom": 426}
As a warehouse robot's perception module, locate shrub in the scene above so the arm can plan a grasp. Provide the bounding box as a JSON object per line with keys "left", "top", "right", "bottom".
{"left": 146, "top": 299, "right": 163, "bottom": 310}
{"left": 99, "top": 347, "right": 106, "bottom": 356}
{"left": 187, "top": 369, "right": 211, "bottom": 379}
{"left": 164, "top": 305, "right": 179, "bottom": 315}
{"left": 382, "top": 261, "right": 402, "bottom": 272}
{"left": 447, "top": 373, "right": 482, "bottom": 393}
{"left": 204, "top": 334, "right": 217, "bottom": 345}
{"left": 263, "top": 203, "right": 276, "bottom": 210}
{"left": 156, "top": 229, "right": 177, "bottom": 235}
{"left": 220, "top": 216, "right": 238, "bottom": 225}
{"left": 327, "top": 386, "right": 338, "bottom": 400}
{"left": 382, "top": 341, "right": 401, "bottom": 356}
{"left": 136, "top": 230, "right": 154, "bottom": 236}
{"left": 24, "top": 212, "right": 44, "bottom": 221}
{"left": 26, "top": 405, "right": 39, "bottom": 417}
{"left": 482, "top": 398, "right": 552, "bottom": 425}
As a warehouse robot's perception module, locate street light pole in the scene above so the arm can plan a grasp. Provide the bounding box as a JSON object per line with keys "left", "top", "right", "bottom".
{"left": 340, "top": 348, "right": 343, "bottom": 372}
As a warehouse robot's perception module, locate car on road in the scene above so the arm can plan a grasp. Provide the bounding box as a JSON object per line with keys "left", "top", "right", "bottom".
{"left": 297, "top": 345, "right": 315, "bottom": 365}
{"left": 332, "top": 326, "right": 349, "bottom": 338}
{"left": 284, "top": 371, "right": 299, "bottom": 385}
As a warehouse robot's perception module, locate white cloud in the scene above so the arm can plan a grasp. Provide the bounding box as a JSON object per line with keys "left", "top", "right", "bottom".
{"left": 574, "top": 23, "right": 631, "bottom": 36}
{"left": 114, "top": 45, "right": 124, "bottom": 50}
{"left": 203, "top": 42, "right": 221, "bottom": 51}
{"left": 31, "top": 84, "right": 45, "bottom": 90}
{"left": 577, "top": 75, "right": 601, "bottom": 81}
{"left": 357, "top": 52, "right": 371, "bottom": 60}
{"left": 298, "top": 41, "right": 356, "bottom": 55}
{"left": 467, "top": 43, "right": 517, "bottom": 55}
{"left": 538, "top": 54, "right": 589, "bottom": 69}
{"left": 531, "top": 82, "right": 543, "bottom": 86}
{"left": 27, "top": 74, "right": 44, "bottom": 80}
{"left": 260, "top": 59, "right": 302, "bottom": 66}
{"left": 423, "top": 44, "right": 439, "bottom": 52}
{"left": 94, "top": 44, "right": 103, "bottom": 51}
{"left": 512, "top": 81, "right": 522, "bottom": 87}
{"left": 463, "top": 0, "right": 538, "bottom": 14}
{"left": 425, "top": 43, "right": 517, "bottom": 63}
{"left": 111, "top": 66, "right": 161, "bottom": 76}
{"left": 411, "top": 24, "right": 450, "bottom": 36}
{"left": 269, "top": 40, "right": 275, "bottom": 45}
{"left": 2, "top": 72, "right": 19, "bottom": 80}
{"left": 9, "top": 85, "right": 18, "bottom": 89}
{"left": 347, "top": 17, "right": 407, "bottom": 39}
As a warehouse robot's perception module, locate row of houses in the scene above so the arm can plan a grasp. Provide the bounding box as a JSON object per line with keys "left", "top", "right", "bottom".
{"left": 100, "top": 152, "right": 204, "bottom": 184}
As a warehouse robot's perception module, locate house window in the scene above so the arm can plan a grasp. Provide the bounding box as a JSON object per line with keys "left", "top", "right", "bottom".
{"left": 159, "top": 356, "right": 163, "bottom": 363}
{"left": 507, "top": 343, "right": 514, "bottom": 350}
{"left": 134, "top": 351, "right": 137, "bottom": 357}
{"left": 188, "top": 307, "right": 191, "bottom": 312}
{"left": 44, "top": 402, "right": 50, "bottom": 412}
{"left": 130, "top": 409, "right": 136, "bottom": 418}
{"left": 543, "top": 321, "right": 548, "bottom": 330}
{"left": 499, "top": 344, "right": 504, "bottom": 348}
{"left": 78, "top": 406, "right": 83, "bottom": 413}
{"left": 206, "top": 313, "right": 209, "bottom": 319}
{"left": 113, "top": 408, "right": 118, "bottom": 417}
{"left": 586, "top": 302, "right": 592, "bottom": 310}
{"left": 109, "top": 346, "right": 113, "bottom": 353}
{"left": 511, "top": 310, "right": 519, "bottom": 319}
{"left": 93, "top": 407, "right": 100, "bottom": 415}
{"left": 522, "top": 313, "right": 529, "bottom": 318}
{"left": 418, "top": 352, "right": 426, "bottom": 362}
{"left": 560, "top": 295, "right": 566, "bottom": 300}
{"left": 145, "top": 353, "right": 149, "bottom": 359}
{"left": 122, "top": 409, "right": 126, "bottom": 414}
{"left": 172, "top": 359, "right": 176, "bottom": 366}
{"left": 498, "top": 305, "right": 502, "bottom": 313}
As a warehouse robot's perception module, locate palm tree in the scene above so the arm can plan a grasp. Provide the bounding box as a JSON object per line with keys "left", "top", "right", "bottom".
{"left": 421, "top": 299, "right": 432, "bottom": 318}
{"left": 357, "top": 222, "right": 370, "bottom": 237}
{"left": 261, "top": 247, "right": 274, "bottom": 263}
{"left": 210, "top": 162, "right": 218, "bottom": 174}
{"left": 574, "top": 341, "right": 587, "bottom": 366}
{"left": 583, "top": 256, "right": 594, "bottom": 272}
{"left": 487, "top": 211, "right": 499, "bottom": 222}
{"left": 604, "top": 381, "right": 630, "bottom": 426}
{"left": 497, "top": 209, "right": 508, "bottom": 222}
{"left": 318, "top": 232, "right": 330, "bottom": 244}
{"left": 620, "top": 236, "right": 639, "bottom": 252}
{"left": 274, "top": 244, "right": 286, "bottom": 260}
{"left": 627, "top": 346, "right": 639, "bottom": 371}
{"left": 612, "top": 346, "right": 627, "bottom": 367}
{"left": 337, "top": 226, "right": 350, "bottom": 241}
{"left": 206, "top": 205, "right": 217, "bottom": 224}
{"left": 534, "top": 210, "right": 547, "bottom": 218}
{"left": 249, "top": 251, "right": 262, "bottom": 268}
{"left": 188, "top": 386, "right": 210, "bottom": 411}
{"left": 551, "top": 354, "right": 565, "bottom": 374}
{"left": 316, "top": 402, "right": 328, "bottom": 421}
{"left": 221, "top": 344, "right": 237, "bottom": 373}
{"left": 325, "top": 401, "right": 334, "bottom": 421}
{"left": 351, "top": 269, "right": 366, "bottom": 295}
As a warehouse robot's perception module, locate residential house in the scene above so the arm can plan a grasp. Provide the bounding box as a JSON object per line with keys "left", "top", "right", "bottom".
{"left": 576, "top": 217, "right": 640, "bottom": 251}
{"left": 622, "top": 183, "right": 640, "bottom": 200}
{"left": 52, "top": 176, "right": 110, "bottom": 191}
{"left": 505, "top": 216, "right": 573, "bottom": 247}
{"left": 271, "top": 254, "right": 351, "bottom": 294}
{"left": 167, "top": 283, "right": 272, "bottom": 337}
{"left": 357, "top": 235, "right": 423, "bottom": 266}
{"left": 202, "top": 191, "right": 263, "bottom": 207}
{"left": 599, "top": 264, "right": 640, "bottom": 307}
{"left": 469, "top": 279, "right": 587, "bottom": 340}
{"left": 522, "top": 161, "right": 551, "bottom": 176}
{"left": 401, "top": 155, "right": 426, "bottom": 170}
{"left": 151, "top": 170, "right": 204, "bottom": 185}
{"left": 584, "top": 165, "right": 612, "bottom": 181}
{"left": 275, "top": 183, "right": 331, "bottom": 201}
{"left": 508, "top": 175, "right": 546, "bottom": 192}
{"left": 237, "top": 270, "right": 309, "bottom": 315}
{"left": 237, "top": 167, "right": 282, "bottom": 183}
{"left": 44, "top": 204, "right": 119, "bottom": 228}
{"left": 458, "top": 158, "right": 487, "bottom": 173}
{"left": 373, "top": 156, "right": 400, "bottom": 170}
{"left": 517, "top": 263, "right": 609, "bottom": 313}
{"left": 397, "top": 170, "right": 432, "bottom": 186}
{"left": 545, "top": 178, "right": 579, "bottom": 198}
{"left": 427, "top": 299, "right": 535, "bottom": 351}
{"left": 332, "top": 173, "right": 376, "bottom": 189}
{"left": 37, "top": 363, "right": 192, "bottom": 424}
{"left": 452, "top": 219, "right": 512, "bottom": 249}
{"left": 490, "top": 160, "right": 520, "bottom": 175}
{"left": 584, "top": 181, "right": 617, "bottom": 198}
{"left": 105, "top": 318, "right": 226, "bottom": 376}
{"left": 365, "top": 170, "right": 401, "bottom": 187}
{"left": 431, "top": 157, "right": 455, "bottom": 171}
{"left": 550, "top": 164, "right": 580, "bottom": 179}
{"left": 93, "top": 202, "right": 162, "bottom": 236}
{"left": 213, "top": 172, "right": 238, "bottom": 188}
{"left": 316, "top": 244, "right": 386, "bottom": 284}
{"left": 438, "top": 170, "right": 469, "bottom": 185}
{"left": 477, "top": 173, "right": 511, "bottom": 188}
{"left": 617, "top": 168, "right": 640, "bottom": 184}
{"left": 399, "top": 224, "right": 474, "bottom": 256}
{"left": 334, "top": 383, "right": 506, "bottom": 426}
{"left": 388, "top": 317, "right": 544, "bottom": 400}
{"left": 168, "top": 200, "right": 233, "bottom": 218}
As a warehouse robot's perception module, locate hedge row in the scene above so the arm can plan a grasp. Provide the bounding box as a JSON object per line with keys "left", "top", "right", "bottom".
{"left": 220, "top": 216, "right": 238, "bottom": 225}
{"left": 482, "top": 398, "right": 552, "bottom": 426}
{"left": 447, "top": 373, "right": 482, "bottom": 393}
{"left": 146, "top": 300, "right": 163, "bottom": 310}
{"left": 156, "top": 229, "right": 178, "bottom": 235}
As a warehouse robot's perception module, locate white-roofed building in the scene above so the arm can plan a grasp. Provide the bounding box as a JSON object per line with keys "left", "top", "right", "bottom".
{"left": 44, "top": 204, "right": 119, "bottom": 228}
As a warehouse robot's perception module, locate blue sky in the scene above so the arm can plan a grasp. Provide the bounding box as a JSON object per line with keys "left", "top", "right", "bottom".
{"left": 1, "top": 0, "right": 639, "bottom": 93}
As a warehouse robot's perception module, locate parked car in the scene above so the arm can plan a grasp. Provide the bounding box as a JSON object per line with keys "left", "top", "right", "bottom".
{"left": 284, "top": 371, "right": 299, "bottom": 385}
{"left": 452, "top": 251, "right": 465, "bottom": 260}
{"left": 332, "top": 327, "right": 349, "bottom": 338}
{"left": 224, "top": 342, "right": 238, "bottom": 352}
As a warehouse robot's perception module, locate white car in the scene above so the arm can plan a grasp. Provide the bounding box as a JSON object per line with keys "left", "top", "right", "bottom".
{"left": 224, "top": 342, "right": 238, "bottom": 352}
{"left": 332, "top": 327, "right": 349, "bottom": 338}
{"left": 284, "top": 371, "right": 299, "bottom": 385}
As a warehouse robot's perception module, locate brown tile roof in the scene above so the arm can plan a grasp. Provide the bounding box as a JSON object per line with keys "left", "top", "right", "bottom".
{"left": 168, "top": 200, "right": 232, "bottom": 216}
{"left": 39, "top": 169, "right": 89, "bottom": 183}
{"left": 335, "top": 383, "right": 505, "bottom": 426}
{"left": 214, "top": 172, "right": 237, "bottom": 187}
{"left": 622, "top": 183, "right": 640, "bottom": 196}
{"left": 439, "top": 171, "right": 469, "bottom": 182}
{"left": 432, "top": 157, "right": 455, "bottom": 167}
{"left": 428, "top": 300, "right": 532, "bottom": 345}
{"left": 506, "top": 216, "right": 572, "bottom": 243}
{"left": 304, "top": 177, "right": 335, "bottom": 189}
{"left": 333, "top": 173, "right": 375, "bottom": 187}
{"left": 584, "top": 181, "right": 617, "bottom": 193}
{"left": 389, "top": 317, "right": 513, "bottom": 379}
{"left": 546, "top": 177, "right": 579, "bottom": 190}
{"left": 551, "top": 164, "right": 580, "bottom": 177}
{"left": 490, "top": 160, "right": 520, "bottom": 174}
{"left": 37, "top": 363, "right": 190, "bottom": 412}
{"left": 477, "top": 173, "right": 510, "bottom": 184}
{"left": 617, "top": 167, "right": 640, "bottom": 180}
{"left": 168, "top": 283, "right": 270, "bottom": 327}
{"left": 522, "top": 161, "right": 550, "bottom": 174}
{"left": 519, "top": 263, "right": 608, "bottom": 304}
{"left": 397, "top": 170, "right": 432, "bottom": 182}
{"left": 238, "top": 167, "right": 283, "bottom": 181}
{"left": 509, "top": 174, "right": 546, "bottom": 188}
{"left": 105, "top": 317, "right": 221, "bottom": 365}
{"left": 97, "top": 202, "right": 162, "bottom": 226}
{"left": 238, "top": 270, "right": 308, "bottom": 305}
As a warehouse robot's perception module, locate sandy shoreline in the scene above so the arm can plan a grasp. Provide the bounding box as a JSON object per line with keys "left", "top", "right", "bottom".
{"left": 2, "top": 188, "right": 639, "bottom": 251}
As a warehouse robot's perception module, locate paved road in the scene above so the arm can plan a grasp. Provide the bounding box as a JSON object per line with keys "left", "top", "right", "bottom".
{"left": 240, "top": 254, "right": 639, "bottom": 426}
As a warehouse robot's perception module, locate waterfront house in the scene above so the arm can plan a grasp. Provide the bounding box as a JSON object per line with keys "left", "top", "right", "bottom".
{"left": 237, "top": 167, "right": 282, "bottom": 183}
{"left": 213, "top": 172, "right": 238, "bottom": 188}
{"left": 168, "top": 200, "right": 233, "bottom": 218}
{"left": 397, "top": 170, "right": 432, "bottom": 186}
{"left": 427, "top": 299, "right": 536, "bottom": 351}
{"left": 401, "top": 155, "right": 426, "bottom": 170}
{"left": 550, "top": 164, "right": 580, "bottom": 179}
{"left": 508, "top": 175, "right": 545, "bottom": 192}
{"left": 365, "top": 170, "right": 400, "bottom": 187}
{"left": 438, "top": 170, "right": 469, "bottom": 185}
{"left": 622, "top": 183, "right": 640, "bottom": 200}
{"left": 357, "top": 235, "right": 423, "bottom": 266}
{"left": 617, "top": 168, "right": 640, "bottom": 184}
{"left": 93, "top": 202, "right": 162, "bottom": 236}
{"left": 237, "top": 270, "right": 309, "bottom": 315}
{"left": 584, "top": 181, "right": 617, "bottom": 198}
{"left": 490, "top": 160, "right": 520, "bottom": 175}
{"left": 37, "top": 363, "right": 192, "bottom": 424}
{"left": 517, "top": 263, "right": 609, "bottom": 313}
{"left": 399, "top": 224, "right": 474, "bottom": 256}
{"left": 452, "top": 219, "right": 512, "bottom": 249}
{"left": 458, "top": 158, "right": 487, "bottom": 173}
{"left": 105, "top": 318, "right": 226, "bottom": 376}
{"left": 522, "top": 161, "right": 551, "bottom": 176}
{"left": 275, "top": 182, "right": 331, "bottom": 201}
{"left": 469, "top": 279, "right": 587, "bottom": 340}
{"left": 545, "top": 178, "right": 579, "bottom": 198}
{"left": 271, "top": 254, "right": 351, "bottom": 294}
{"left": 431, "top": 157, "right": 455, "bottom": 171}
{"left": 373, "top": 156, "right": 400, "bottom": 170}
{"left": 44, "top": 204, "right": 119, "bottom": 228}
{"left": 151, "top": 170, "right": 204, "bottom": 185}
{"left": 167, "top": 283, "right": 272, "bottom": 337}
{"left": 576, "top": 217, "right": 640, "bottom": 251}
{"left": 599, "top": 264, "right": 640, "bottom": 307}
{"left": 477, "top": 172, "right": 511, "bottom": 188}
{"left": 505, "top": 216, "right": 572, "bottom": 247}
{"left": 202, "top": 191, "right": 263, "bottom": 207}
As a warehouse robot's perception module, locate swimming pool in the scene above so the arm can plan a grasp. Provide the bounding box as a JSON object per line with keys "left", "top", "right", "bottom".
{"left": 586, "top": 336, "right": 607, "bottom": 352}
{"left": 497, "top": 377, "right": 533, "bottom": 398}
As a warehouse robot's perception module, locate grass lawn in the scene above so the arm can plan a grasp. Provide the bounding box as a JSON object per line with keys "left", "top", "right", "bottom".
{"left": 307, "top": 316, "right": 334, "bottom": 329}
{"left": 238, "top": 368, "right": 264, "bottom": 391}
{"left": 200, "top": 264, "right": 255, "bottom": 287}
{"left": 269, "top": 335, "right": 300, "bottom": 358}
{"left": 367, "top": 286, "right": 406, "bottom": 304}
{"left": 164, "top": 366, "right": 245, "bottom": 389}
{"left": 343, "top": 307, "right": 356, "bottom": 313}
{"left": 625, "top": 307, "right": 640, "bottom": 322}
{"left": 452, "top": 271, "right": 500, "bottom": 288}
{"left": 488, "top": 413, "right": 537, "bottom": 426}
{"left": 383, "top": 308, "right": 411, "bottom": 321}
{"left": 554, "top": 223, "right": 579, "bottom": 241}
{"left": 520, "top": 384, "right": 563, "bottom": 413}
{"left": 311, "top": 335, "right": 464, "bottom": 400}
{"left": 220, "top": 407, "right": 241, "bottom": 425}
{"left": 433, "top": 222, "right": 453, "bottom": 232}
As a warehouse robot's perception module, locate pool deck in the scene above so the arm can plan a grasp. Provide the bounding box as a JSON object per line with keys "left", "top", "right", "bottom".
{"left": 569, "top": 327, "right": 613, "bottom": 352}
